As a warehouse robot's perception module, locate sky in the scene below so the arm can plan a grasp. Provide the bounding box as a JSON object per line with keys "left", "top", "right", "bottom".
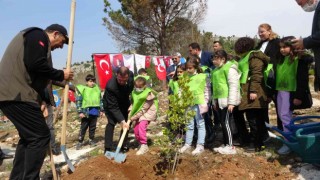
{"left": 0, "top": 0, "right": 314, "bottom": 69}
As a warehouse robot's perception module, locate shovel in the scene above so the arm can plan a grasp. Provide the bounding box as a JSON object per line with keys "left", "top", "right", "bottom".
{"left": 105, "top": 119, "right": 131, "bottom": 163}
{"left": 60, "top": 0, "right": 76, "bottom": 172}
{"left": 48, "top": 144, "right": 58, "bottom": 180}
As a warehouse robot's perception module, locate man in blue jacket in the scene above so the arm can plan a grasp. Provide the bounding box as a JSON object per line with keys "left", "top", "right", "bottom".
{"left": 188, "top": 42, "right": 213, "bottom": 68}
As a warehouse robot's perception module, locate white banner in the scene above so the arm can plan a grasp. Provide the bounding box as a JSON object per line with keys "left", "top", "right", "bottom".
{"left": 122, "top": 54, "right": 135, "bottom": 72}
{"left": 134, "top": 54, "right": 146, "bottom": 71}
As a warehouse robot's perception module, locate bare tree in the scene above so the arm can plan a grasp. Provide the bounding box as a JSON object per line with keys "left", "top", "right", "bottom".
{"left": 103, "top": 0, "right": 207, "bottom": 55}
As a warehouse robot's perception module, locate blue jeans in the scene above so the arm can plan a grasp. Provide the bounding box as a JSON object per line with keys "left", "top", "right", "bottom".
{"left": 185, "top": 105, "right": 206, "bottom": 145}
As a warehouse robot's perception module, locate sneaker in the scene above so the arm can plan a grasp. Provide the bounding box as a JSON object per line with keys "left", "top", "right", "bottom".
{"left": 277, "top": 144, "right": 291, "bottom": 155}
{"left": 179, "top": 144, "right": 191, "bottom": 153}
{"left": 192, "top": 144, "right": 204, "bottom": 155}
{"left": 136, "top": 144, "right": 149, "bottom": 155}
{"left": 76, "top": 142, "right": 83, "bottom": 150}
{"left": 217, "top": 145, "right": 236, "bottom": 155}
{"left": 89, "top": 139, "right": 96, "bottom": 147}
{"left": 213, "top": 145, "right": 225, "bottom": 152}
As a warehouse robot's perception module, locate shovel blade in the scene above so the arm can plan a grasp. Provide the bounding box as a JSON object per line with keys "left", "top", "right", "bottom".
{"left": 105, "top": 151, "right": 115, "bottom": 160}
{"left": 61, "top": 145, "right": 75, "bottom": 172}
{"left": 105, "top": 150, "right": 127, "bottom": 163}
{"left": 114, "top": 153, "right": 127, "bottom": 163}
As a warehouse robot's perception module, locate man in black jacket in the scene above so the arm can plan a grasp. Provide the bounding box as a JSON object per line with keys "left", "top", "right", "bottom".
{"left": 293, "top": 0, "right": 320, "bottom": 91}
{"left": 103, "top": 67, "right": 134, "bottom": 152}
{"left": 0, "top": 24, "right": 73, "bottom": 179}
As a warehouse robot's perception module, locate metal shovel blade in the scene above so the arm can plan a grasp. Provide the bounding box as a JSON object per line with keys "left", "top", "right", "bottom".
{"left": 105, "top": 151, "right": 115, "bottom": 160}
{"left": 114, "top": 153, "right": 127, "bottom": 163}
{"left": 105, "top": 150, "right": 127, "bottom": 163}
{"left": 61, "top": 145, "right": 75, "bottom": 172}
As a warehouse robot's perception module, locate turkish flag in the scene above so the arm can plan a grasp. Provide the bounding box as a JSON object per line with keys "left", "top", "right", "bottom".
{"left": 110, "top": 54, "right": 124, "bottom": 70}
{"left": 68, "top": 90, "right": 76, "bottom": 102}
{"left": 163, "top": 56, "right": 172, "bottom": 67}
{"left": 145, "top": 56, "right": 151, "bottom": 68}
{"left": 153, "top": 56, "right": 166, "bottom": 80}
{"left": 93, "top": 54, "right": 113, "bottom": 89}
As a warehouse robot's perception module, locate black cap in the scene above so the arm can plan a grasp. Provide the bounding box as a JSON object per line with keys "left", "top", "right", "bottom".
{"left": 46, "top": 24, "right": 69, "bottom": 44}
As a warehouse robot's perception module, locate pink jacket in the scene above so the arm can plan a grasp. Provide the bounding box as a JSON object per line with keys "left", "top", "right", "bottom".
{"left": 128, "top": 92, "right": 157, "bottom": 122}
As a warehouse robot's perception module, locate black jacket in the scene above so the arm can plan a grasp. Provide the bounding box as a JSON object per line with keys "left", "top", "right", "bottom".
{"left": 304, "top": 5, "right": 320, "bottom": 91}
{"left": 256, "top": 38, "right": 282, "bottom": 66}
{"left": 290, "top": 54, "right": 314, "bottom": 110}
{"left": 102, "top": 73, "right": 134, "bottom": 124}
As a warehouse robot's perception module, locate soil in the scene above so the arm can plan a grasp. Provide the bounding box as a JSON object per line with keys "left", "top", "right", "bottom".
{"left": 62, "top": 149, "right": 294, "bottom": 180}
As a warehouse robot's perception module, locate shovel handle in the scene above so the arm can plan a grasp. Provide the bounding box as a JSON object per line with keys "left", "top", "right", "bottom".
{"left": 116, "top": 119, "right": 132, "bottom": 150}
{"left": 61, "top": 0, "right": 76, "bottom": 146}
{"left": 48, "top": 145, "right": 58, "bottom": 180}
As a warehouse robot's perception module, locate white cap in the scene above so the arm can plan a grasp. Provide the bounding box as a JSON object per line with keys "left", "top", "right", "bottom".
{"left": 174, "top": 52, "right": 181, "bottom": 57}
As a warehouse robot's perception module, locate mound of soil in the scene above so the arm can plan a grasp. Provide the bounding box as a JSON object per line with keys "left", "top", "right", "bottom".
{"left": 62, "top": 148, "right": 294, "bottom": 180}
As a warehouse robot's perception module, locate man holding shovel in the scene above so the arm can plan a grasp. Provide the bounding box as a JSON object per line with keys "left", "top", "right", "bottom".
{"left": 103, "top": 67, "right": 134, "bottom": 153}
{"left": 0, "top": 24, "right": 73, "bottom": 179}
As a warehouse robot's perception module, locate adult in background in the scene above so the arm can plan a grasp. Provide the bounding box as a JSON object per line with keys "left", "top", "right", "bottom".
{"left": 213, "top": 41, "right": 224, "bottom": 53}
{"left": 0, "top": 24, "right": 73, "bottom": 179}
{"left": 293, "top": 0, "right": 320, "bottom": 91}
{"left": 103, "top": 67, "right": 134, "bottom": 153}
{"left": 189, "top": 42, "right": 213, "bottom": 69}
{"left": 44, "top": 78, "right": 76, "bottom": 155}
{"left": 166, "top": 52, "right": 184, "bottom": 80}
{"left": 255, "top": 23, "right": 283, "bottom": 138}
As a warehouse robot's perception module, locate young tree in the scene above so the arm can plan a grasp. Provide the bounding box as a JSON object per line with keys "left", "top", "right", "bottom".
{"left": 103, "top": 0, "right": 207, "bottom": 55}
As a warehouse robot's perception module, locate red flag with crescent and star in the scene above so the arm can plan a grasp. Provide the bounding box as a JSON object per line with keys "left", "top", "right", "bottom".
{"left": 145, "top": 56, "right": 151, "bottom": 68}
{"left": 153, "top": 56, "right": 166, "bottom": 80}
{"left": 93, "top": 54, "right": 113, "bottom": 89}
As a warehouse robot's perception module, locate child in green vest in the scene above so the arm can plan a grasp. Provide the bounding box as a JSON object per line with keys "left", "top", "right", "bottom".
{"left": 75, "top": 74, "right": 102, "bottom": 150}
{"left": 211, "top": 50, "right": 241, "bottom": 155}
{"left": 168, "top": 64, "right": 186, "bottom": 95}
{"left": 276, "top": 36, "right": 313, "bottom": 155}
{"left": 235, "top": 37, "right": 270, "bottom": 152}
{"left": 179, "top": 56, "right": 211, "bottom": 155}
{"left": 137, "top": 68, "right": 152, "bottom": 87}
{"left": 128, "top": 76, "right": 158, "bottom": 155}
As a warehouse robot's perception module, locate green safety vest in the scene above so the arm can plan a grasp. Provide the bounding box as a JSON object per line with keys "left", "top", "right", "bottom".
{"left": 168, "top": 80, "right": 179, "bottom": 95}
{"left": 130, "top": 87, "right": 158, "bottom": 118}
{"left": 201, "top": 66, "right": 209, "bottom": 72}
{"left": 76, "top": 84, "right": 101, "bottom": 108}
{"left": 276, "top": 56, "right": 298, "bottom": 91}
{"left": 211, "top": 61, "right": 234, "bottom": 99}
{"left": 238, "top": 50, "right": 259, "bottom": 84}
{"left": 188, "top": 73, "right": 207, "bottom": 104}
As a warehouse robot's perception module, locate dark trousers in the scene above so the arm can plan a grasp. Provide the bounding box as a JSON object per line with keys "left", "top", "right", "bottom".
{"left": 261, "top": 108, "right": 270, "bottom": 140}
{"left": 245, "top": 109, "right": 266, "bottom": 148}
{"left": 233, "top": 108, "right": 250, "bottom": 145}
{"left": 0, "top": 101, "right": 50, "bottom": 180}
{"left": 218, "top": 108, "right": 233, "bottom": 146}
{"left": 78, "top": 116, "right": 98, "bottom": 142}
{"left": 104, "top": 117, "right": 129, "bottom": 150}
{"left": 204, "top": 105, "right": 215, "bottom": 144}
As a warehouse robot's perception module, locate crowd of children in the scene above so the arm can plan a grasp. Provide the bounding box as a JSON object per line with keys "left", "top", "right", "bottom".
{"left": 72, "top": 34, "right": 313, "bottom": 157}
{"left": 165, "top": 36, "right": 313, "bottom": 156}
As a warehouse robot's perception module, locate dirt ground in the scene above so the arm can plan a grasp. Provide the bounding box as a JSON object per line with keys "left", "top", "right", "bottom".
{"left": 61, "top": 149, "right": 294, "bottom": 180}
